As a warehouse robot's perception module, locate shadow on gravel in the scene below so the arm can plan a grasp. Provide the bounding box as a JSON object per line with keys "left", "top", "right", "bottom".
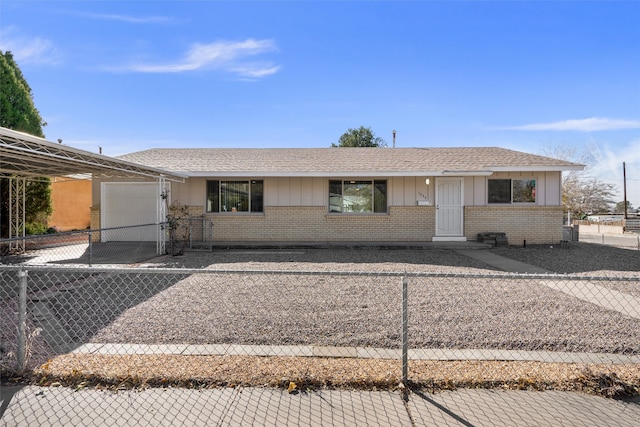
{"left": 491, "top": 243, "right": 640, "bottom": 274}
{"left": 0, "top": 269, "right": 191, "bottom": 368}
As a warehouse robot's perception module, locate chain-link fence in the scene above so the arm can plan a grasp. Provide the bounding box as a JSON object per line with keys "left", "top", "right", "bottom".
{"left": 1, "top": 265, "right": 639, "bottom": 425}
{"left": 0, "top": 219, "right": 214, "bottom": 267}
{"left": 172, "top": 215, "right": 214, "bottom": 251}
{"left": 0, "top": 224, "right": 170, "bottom": 266}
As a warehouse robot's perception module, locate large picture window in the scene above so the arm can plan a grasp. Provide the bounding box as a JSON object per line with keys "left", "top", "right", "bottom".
{"left": 329, "top": 180, "right": 387, "bottom": 213}
{"left": 206, "top": 180, "right": 264, "bottom": 212}
{"left": 488, "top": 179, "right": 536, "bottom": 204}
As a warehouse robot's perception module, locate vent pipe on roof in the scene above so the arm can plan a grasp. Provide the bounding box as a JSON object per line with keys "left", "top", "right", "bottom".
{"left": 392, "top": 130, "right": 396, "bottom": 148}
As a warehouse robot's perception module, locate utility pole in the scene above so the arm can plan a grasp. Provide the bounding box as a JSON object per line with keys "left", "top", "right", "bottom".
{"left": 623, "top": 162, "right": 628, "bottom": 219}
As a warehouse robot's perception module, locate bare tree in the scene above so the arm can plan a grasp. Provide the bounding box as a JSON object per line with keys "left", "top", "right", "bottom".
{"left": 562, "top": 178, "right": 617, "bottom": 218}
{"left": 539, "top": 144, "right": 617, "bottom": 218}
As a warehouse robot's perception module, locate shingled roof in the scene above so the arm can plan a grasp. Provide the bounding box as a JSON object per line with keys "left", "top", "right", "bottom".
{"left": 117, "top": 147, "right": 584, "bottom": 177}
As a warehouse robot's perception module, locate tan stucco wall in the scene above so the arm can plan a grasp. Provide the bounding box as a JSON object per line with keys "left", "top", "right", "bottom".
{"left": 48, "top": 179, "right": 92, "bottom": 231}
{"left": 576, "top": 223, "right": 625, "bottom": 235}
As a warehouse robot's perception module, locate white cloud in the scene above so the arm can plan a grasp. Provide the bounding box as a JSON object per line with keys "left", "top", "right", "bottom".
{"left": 122, "top": 39, "right": 280, "bottom": 78}
{"left": 0, "top": 27, "right": 61, "bottom": 65}
{"left": 230, "top": 65, "right": 281, "bottom": 78}
{"left": 75, "top": 12, "right": 174, "bottom": 24}
{"left": 494, "top": 117, "right": 640, "bottom": 132}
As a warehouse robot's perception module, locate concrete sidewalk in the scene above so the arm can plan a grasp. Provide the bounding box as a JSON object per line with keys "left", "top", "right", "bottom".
{"left": 2, "top": 385, "right": 639, "bottom": 426}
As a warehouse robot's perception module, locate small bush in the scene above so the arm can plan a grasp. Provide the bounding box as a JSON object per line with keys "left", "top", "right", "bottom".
{"left": 24, "top": 222, "right": 49, "bottom": 236}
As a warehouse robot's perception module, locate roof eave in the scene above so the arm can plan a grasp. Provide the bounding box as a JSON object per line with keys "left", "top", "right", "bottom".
{"left": 488, "top": 165, "right": 585, "bottom": 172}
{"left": 176, "top": 170, "right": 496, "bottom": 178}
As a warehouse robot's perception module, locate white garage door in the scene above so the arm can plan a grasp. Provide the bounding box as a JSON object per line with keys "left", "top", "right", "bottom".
{"left": 101, "top": 183, "right": 159, "bottom": 241}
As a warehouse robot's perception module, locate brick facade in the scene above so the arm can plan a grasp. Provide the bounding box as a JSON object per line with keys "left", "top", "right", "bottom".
{"left": 206, "top": 205, "right": 563, "bottom": 244}
{"left": 89, "top": 207, "right": 101, "bottom": 242}
{"left": 465, "top": 206, "right": 563, "bottom": 245}
{"left": 208, "top": 206, "right": 436, "bottom": 243}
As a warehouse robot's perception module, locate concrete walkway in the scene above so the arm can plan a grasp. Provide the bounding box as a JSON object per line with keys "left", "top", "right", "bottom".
{"left": 2, "top": 384, "right": 639, "bottom": 426}
{"left": 455, "top": 249, "right": 552, "bottom": 274}
{"left": 541, "top": 279, "right": 640, "bottom": 320}
{"left": 456, "top": 249, "right": 640, "bottom": 320}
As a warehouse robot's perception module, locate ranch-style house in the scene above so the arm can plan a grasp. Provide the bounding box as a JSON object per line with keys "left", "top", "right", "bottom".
{"left": 92, "top": 146, "right": 584, "bottom": 245}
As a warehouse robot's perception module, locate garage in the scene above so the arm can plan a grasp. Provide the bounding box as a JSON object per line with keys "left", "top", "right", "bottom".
{"left": 0, "top": 126, "right": 185, "bottom": 253}
{"left": 101, "top": 182, "right": 163, "bottom": 242}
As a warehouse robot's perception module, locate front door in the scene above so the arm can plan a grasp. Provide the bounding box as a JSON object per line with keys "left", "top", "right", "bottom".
{"left": 434, "top": 178, "right": 465, "bottom": 240}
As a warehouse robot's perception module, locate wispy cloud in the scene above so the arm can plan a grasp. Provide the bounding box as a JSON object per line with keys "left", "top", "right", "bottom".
{"left": 589, "top": 139, "right": 640, "bottom": 205}
{"left": 493, "top": 117, "right": 640, "bottom": 132}
{"left": 74, "top": 11, "right": 175, "bottom": 24}
{"left": 118, "top": 39, "right": 280, "bottom": 78}
{"left": 590, "top": 139, "right": 640, "bottom": 177}
{"left": 0, "top": 27, "right": 61, "bottom": 65}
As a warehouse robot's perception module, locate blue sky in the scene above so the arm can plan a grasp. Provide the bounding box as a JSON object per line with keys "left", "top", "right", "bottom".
{"left": 1, "top": 1, "right": 639, "bottom": 206}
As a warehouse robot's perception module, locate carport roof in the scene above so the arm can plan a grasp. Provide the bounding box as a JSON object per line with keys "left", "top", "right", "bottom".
{"left": 0, "top": 127, "right": 186, "bottom": 182}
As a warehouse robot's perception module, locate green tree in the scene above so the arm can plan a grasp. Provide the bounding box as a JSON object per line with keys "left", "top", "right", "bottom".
{"left": 333, "top": 126, "right": 387, "bottom": 147}
{"left": 0, "top": 51, "right": 52, "bottom": 237}
{"left": 614, "top": 201, "right": 633, "bottom": 214}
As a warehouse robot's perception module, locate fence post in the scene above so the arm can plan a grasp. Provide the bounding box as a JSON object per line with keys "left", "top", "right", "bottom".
{"left": 88, "top": 230, "right": 93, "bottom": 266}
{"left": 17, "top": 269, "right": 28, "bottom": 371}
{"left": 401, "top": 276, "right": 409, "bottom": 398}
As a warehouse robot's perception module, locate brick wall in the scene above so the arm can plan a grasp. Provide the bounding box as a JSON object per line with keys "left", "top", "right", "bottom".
{"left": 93, "top": 203, "right": 562, "bottom": 244}
{"left": 208, "top": 205, "right": 562, "bottom": 244}
{"left": 209, "top": 206, "right": 436, "bottom": 242}
{"left": 465, "top": 206, "right": 564, "bottom": 245}
{"left": 89, "top": 207, "right": 100, "bottom": 242}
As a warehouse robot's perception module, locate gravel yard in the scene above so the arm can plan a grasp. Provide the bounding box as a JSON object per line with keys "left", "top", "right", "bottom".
{"left": 5, "top": 242, "right": 640, "bottom": 394}
{"left": 84, "top": 272, "right": 640, "bottom": 355}
{"left": 27, "top": 243, "right": 635, "bottom": 355}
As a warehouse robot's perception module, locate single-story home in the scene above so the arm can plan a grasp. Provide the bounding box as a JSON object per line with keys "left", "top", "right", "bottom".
{"left": 91, "top": 146, "right": 583, "bottom": 245}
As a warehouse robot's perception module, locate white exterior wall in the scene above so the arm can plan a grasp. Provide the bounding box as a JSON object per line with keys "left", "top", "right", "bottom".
{"left": 165, "top": 172, "right": 562, "bottom": 209}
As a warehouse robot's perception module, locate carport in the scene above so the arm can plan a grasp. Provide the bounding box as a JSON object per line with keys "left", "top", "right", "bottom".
{"left": 0, "top": 126, "right": 186, "bottom": 253}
